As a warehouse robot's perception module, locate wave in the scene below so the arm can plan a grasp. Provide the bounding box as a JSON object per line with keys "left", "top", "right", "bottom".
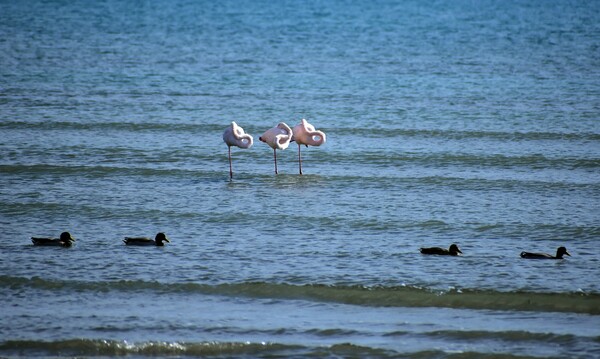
{"left": 2, "top": 162, "right": 598, "bottom": 192}
{"left": 327, "top": 151, "right": 600, "bottom": 171}
{"left": 0, "top": 163, "right": 220, "bottom": 179}
{"left": 2, "top": 150, "right": 598, "bottom": 184}
{"left": 2, "top": 276, "right": 599, "bottom": 315}
{"left": 333, "top": 127, "right": 600, "bottom": 142}
{"left": 390, "top": 329, "right": 585, "bottom": 343}
{"left": 0, "top": 339, "right": 303, "bottom": 358}
{"left": 0, "top": 338, "right": 565, "bottom": 358}
{"left": 0, "top": 120, "right": 225, "bottom": 134}
{"left": 2, "top": 120, "right": 599, "bottom": 142}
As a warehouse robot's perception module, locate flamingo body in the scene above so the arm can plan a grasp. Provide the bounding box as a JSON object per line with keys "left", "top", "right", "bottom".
{"left": 259, "top": 122, "right": 293, "bottom": 150}
{"left": 292, "top": 119, "right": 326, "bottom": 147}
{"left": 223, "top": 122, "right": 253, "bottom": 179}
{"left": 291, "top": 119, "right": 326, "bottom": 174}
{"left": 223, "top": 122, "right": 253, "bottom": 149}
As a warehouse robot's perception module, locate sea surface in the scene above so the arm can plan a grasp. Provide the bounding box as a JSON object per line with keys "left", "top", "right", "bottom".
{"left": 1, "top": 0, "right": 599, "bottom": 358}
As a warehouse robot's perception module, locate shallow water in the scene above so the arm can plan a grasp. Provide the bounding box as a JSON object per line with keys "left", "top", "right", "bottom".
{"left": 1, "top": 0, "right": 600, "bottom": 357}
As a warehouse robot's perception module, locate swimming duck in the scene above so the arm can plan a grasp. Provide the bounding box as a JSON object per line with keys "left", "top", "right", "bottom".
{"left": 123, "top": 232, "right": 170, "bottom": 246}
{"left": 420, "top": 244, "right": 462, "bottom": 256}
{"left": 520, "top": 246, "right": 570, "bottom": 259}
{"left": 31, "top": 232, "right": 75, "bottom": 247}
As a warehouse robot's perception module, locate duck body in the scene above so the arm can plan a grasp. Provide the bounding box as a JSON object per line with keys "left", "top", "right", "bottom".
{"left": 520, "top": 246, "right": 570, "bottom": 259}
{"left": 31, "top": 232, "right": 75, "bottom": 247}
{"left": 123, "top": 232, "right": 170, "bottom": 246}
{"left": 420, "top": 244, "right": 462, "bottom": 256}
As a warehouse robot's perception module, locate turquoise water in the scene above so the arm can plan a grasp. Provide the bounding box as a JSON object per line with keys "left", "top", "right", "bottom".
{"left": 1, "top": 0, "right": 600, "bottom": 357}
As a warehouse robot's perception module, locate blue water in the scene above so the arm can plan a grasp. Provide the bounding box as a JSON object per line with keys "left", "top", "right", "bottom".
{"left": 1, "top": 0, "right": 600, "bottom": 357}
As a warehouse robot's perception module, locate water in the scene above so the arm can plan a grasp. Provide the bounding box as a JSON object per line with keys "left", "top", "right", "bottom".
{"left": 1, "top": 0, "right": 599, "bottom": 357}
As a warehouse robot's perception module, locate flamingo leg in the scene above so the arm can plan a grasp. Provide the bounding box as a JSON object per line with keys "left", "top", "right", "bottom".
{"left": 273, "top": 148, "right": 278, "bottom": 175}
{"left": 298, "top": 143, "right": 303, "bottom": 175}
{"left": 228, "top": 146, "right": 233, "bottom": 180}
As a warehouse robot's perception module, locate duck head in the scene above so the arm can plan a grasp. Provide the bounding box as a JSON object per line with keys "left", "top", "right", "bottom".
{"left": 155, "top": 232, "right": 170, "bottom": 246}
{"left": 57, "top": 232, "right": 75, "bottom": 247}
{"left": 449, "top": 244, "right": 462, "bottom": 255}
{"left": 556, "top": 246, "right": 570, "bottom": 258}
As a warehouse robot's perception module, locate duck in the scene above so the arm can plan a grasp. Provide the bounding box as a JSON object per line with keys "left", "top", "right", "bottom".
{"left": 123, "top": 232, "right": 170, "bottom": 246}
{"left": 520, "top": 246, "right": 570, "bottom": 259}
{"left": 420, "top": 244, "right": 462, "bottom": 256}
{"left": 31, "top": 232, "right": 75, "bottom": 247}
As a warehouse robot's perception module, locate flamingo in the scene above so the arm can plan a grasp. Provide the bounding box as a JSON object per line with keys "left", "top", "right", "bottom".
{"left": 259, "top": 122, "right": 293, "bottom": 174}
{"left": 292, "top": 119, "right": 326, "bottom": 175}
{"left": 223, "top": 122, "right": 253, "bottom": 179}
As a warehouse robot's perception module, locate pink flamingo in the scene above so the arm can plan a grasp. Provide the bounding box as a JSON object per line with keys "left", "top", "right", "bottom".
{"left": 292, "top": 119, "right": 326, "bottom": 175}
{"left": 259, "top": 122, "right": 293, "bottom": 174}
{"left": 223, "top": 122, "right": 253, "bottom": 179}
